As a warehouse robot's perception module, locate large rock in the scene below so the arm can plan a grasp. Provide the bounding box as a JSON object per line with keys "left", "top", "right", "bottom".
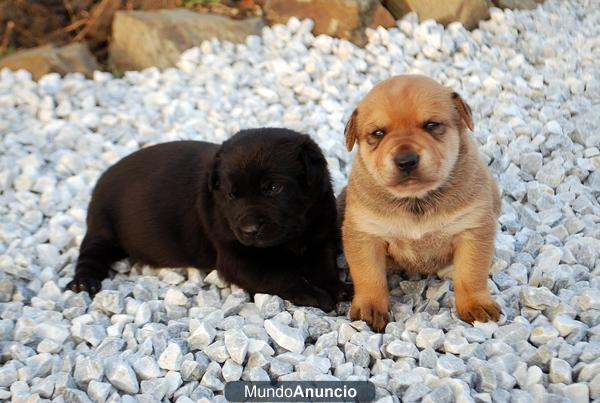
{"left": 381, "top": 0, "right": 411, "bottom": 19}
{"left": 262, "top": 0, "right": 395, "bottom": 45}
{"left": 491, "top": 0, "right": 543, "bottom": 10}
{"left": 0, "top": 43, "right": 99, "bottom": 80}
{"left": 381, "top": 0, "right": 490, "bottom": 30}
{"left": 110, "top": 9, "right": 264, "bottom": 71}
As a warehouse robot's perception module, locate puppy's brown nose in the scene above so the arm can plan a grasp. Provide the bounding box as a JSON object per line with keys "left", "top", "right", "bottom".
{"left": 394, "top": 153, "right": 419, "bottom": 173}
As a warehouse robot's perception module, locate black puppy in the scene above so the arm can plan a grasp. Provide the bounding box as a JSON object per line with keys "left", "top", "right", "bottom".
{"left": 66, "top": 128, "right": 350, "bottom": 311}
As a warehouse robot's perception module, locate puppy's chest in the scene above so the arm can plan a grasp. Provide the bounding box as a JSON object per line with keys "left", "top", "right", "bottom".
{"left": 385, "top": 234, "right": 454, "bottom": 274}
{"left": 356, "top": 207, "right": 467, "bottom": 240}
{"left": 355, "top": 209, "right": 466, "bottom": 273}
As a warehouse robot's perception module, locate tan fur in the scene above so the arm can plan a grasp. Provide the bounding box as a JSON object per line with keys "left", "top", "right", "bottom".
{"left": 342, "top": 75, "right": 501, "bottom": 331}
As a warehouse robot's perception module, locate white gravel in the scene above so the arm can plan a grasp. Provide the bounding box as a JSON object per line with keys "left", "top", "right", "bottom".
{"left": 1, "top": 0, "right": 599, "bottom": 401}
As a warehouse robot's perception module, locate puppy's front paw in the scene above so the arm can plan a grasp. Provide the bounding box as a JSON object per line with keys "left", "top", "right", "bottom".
{"left": 456, "top": 293, "right": 501, "bottom": 323}
{"left": 66, "top": 276, "right": 102, "bottom": 296}
{"left": 314, "top": 289, "right": 336, "bottom": 312}
{"left": 330, "top": 281, "right": 353, "bottom": 302}
{"left": 288, "top": 284, "right": 336, "bottom": 312}
{"left": 350, "top": 296, "right": 389, "bottom": 332}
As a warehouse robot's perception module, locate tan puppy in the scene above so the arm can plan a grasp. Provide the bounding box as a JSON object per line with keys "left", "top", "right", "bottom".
{"left": 341, "top": 75, "right": 502, "bottom": 331}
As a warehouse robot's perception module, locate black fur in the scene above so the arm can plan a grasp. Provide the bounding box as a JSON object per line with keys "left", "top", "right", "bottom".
{"left": 66, "top": 128, "right": 351, "bottom": 311}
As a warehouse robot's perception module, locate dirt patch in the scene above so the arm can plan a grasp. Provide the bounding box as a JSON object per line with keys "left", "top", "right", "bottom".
{"left": 0, "top": 0, "right": 71, "bottom": 51}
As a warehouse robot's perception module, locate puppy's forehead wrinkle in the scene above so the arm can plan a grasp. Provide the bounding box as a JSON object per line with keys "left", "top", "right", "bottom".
{"left": 362, "top": 92, "right": 455, "bottom": 133}
{"left": 364, "top": 119, "right": 388, "bottom": 131}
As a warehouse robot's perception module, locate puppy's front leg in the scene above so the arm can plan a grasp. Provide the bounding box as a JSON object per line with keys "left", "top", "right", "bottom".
{"left": 344, "top": 225, "right": 389, "bottom": 332}
{"left": 453, "top": 227, "right": 502, "bottom": 323}
{"left": 217, "top": 250, "right": 335, "bottom": 311}
{"left": 302, "top": 240, "right": 353, "bottom": 303}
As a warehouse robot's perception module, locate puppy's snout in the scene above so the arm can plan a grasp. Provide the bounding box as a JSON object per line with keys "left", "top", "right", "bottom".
{"left": 239, "top": 217, "right": 264, "bottom": 236}
{"left": 241, "top": 223, "right": 260, "bottom": 235}
{"left": 394, "top": 153, "right": 420, "bottom": 173}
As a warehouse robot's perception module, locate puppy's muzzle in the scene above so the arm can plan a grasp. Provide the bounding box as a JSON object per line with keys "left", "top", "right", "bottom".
{"left": 394, "top": 152, "right": 420, "bottom": 174}
{"left": 238, "top": 216, "right": 264, "bottom": 238}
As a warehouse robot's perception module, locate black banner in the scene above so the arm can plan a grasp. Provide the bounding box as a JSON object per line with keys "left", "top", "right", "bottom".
{"left": 224, "top": 381, "right": 376, "bottom": 402}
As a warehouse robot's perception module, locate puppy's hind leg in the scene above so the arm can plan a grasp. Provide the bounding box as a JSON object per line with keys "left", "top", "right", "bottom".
{"left": 66, "top": 234, "right": 127, "bottom": 296}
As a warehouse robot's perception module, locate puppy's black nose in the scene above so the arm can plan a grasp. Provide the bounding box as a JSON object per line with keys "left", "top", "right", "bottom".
{"left": 239, "top": 216, "right": 264, "bottom": 237}
{"left": 394, "top": 153, "right": 419, "bottom": 173}
{"left": 240, "top": 223, "right": 261, "bottom": 235}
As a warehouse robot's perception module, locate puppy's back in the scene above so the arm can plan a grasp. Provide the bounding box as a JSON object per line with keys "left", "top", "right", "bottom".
{"left": 87, "top": 141, "right": 219, "bottom": 266}
{"left": 90, "top": 141, "right": 217, "bottom": 216}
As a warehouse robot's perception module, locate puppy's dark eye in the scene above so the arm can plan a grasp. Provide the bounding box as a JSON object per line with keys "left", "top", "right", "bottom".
{"left": 423, "top": 121, "right": 441, "bottom": 132}
{"left": 267, "top": 183, "right": 283, "bottom": 196}
{"left": 371, "top": 129, "right": 385, "bottom": 137}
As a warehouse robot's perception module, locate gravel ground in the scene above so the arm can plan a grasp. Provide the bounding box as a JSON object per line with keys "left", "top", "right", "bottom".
{"left": 1, "top": 0, "right": 599, "bottom": 402}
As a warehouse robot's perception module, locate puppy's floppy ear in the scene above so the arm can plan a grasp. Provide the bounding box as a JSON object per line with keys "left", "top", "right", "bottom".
{"left": 451, "top": 92, "right": 474, "bottom": 131}
{"left": 207, "top": 149, "right": 221, "bottom": 192}
{"left": 344, "top": 109, "right": 358, "bottom": 151}
{"left": 299, "top": 136, "right": 327, "bottom": 187}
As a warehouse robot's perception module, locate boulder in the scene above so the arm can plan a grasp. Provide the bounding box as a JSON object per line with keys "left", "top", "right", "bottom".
{"left": 381, "top": 0, "right": 412, "bottom": 20}
{"left": 110, "top": 9, "right": 264, "bottom": 71}
{"left": 381, "top": 0, "right": 490, "bottom": 30}
{"left": 491, "top": 0, "right": 543, "bottom": 10}
{"left": 262, "top": 0, "right": 395, "bottom": 46}
{"left": 0, "top": 43, "right": 99, "bottom": 80}
{"left": 128, "top": 0, "right": 179, "bottom": 9}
